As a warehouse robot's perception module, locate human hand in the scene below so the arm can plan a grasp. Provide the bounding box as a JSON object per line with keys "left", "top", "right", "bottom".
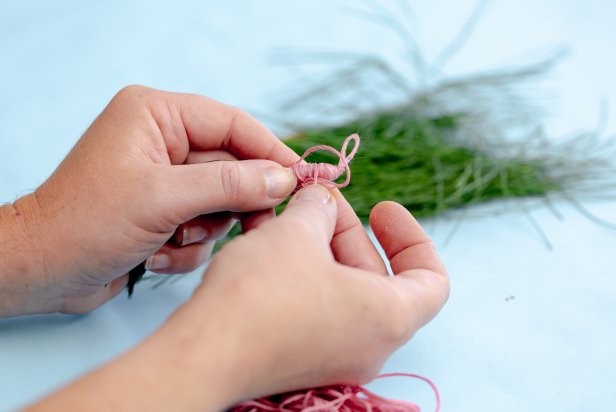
{"left": 1, "top": 86, "right": 298, "bottom": 316}
{"left": 152, "top": 185, "right": 450, "bottom": 409}
{"left": 27, "top": 186, "right": 448, "bottom": 411}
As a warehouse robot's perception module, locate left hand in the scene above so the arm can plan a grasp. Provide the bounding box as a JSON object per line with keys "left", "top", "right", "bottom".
{"left": 4, "top": 86, "right": 298, "bottom": 316}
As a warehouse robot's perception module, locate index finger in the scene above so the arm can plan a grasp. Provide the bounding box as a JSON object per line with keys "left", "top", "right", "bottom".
{"left": 176, "top": 93, "right": 299, "bottom": 166}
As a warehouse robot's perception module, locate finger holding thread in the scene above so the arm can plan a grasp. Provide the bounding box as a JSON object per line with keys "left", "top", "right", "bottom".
{"left": 155, "top": 159, "right": 296, "bottom": 224}
{"left": 276, "top": 185, "right": 338, "bottom": 250}
{"left": 183, "top": 149, "right": 275, "bottom": 238}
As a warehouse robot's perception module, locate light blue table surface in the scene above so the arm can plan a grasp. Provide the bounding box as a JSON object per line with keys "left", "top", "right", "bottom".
{"left": 1, "top": 1, "right": 615, "bottom": 411}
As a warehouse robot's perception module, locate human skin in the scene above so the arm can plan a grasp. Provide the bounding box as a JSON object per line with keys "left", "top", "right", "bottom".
{"left": 27, "top": 187, "right": 449, "bottom": 411}
{"left": 0, "top": 86, "right": 449, "bottom": 410}
{"left": 0, "top": 85, "right": 299, "bottom": 316}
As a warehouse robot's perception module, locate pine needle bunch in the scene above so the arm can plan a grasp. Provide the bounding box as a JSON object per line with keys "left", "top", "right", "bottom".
{"left": 266, "top": 0, "right": 616, "bottom": 223}
{"left": 282, "top": 110, "right": 560, "bottom": 221}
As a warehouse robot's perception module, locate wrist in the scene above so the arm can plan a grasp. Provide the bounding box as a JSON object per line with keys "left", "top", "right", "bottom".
{"left": 154, "top": 294, "right": 293, "bottom": 409}
{"left": 0, "top": 193, "right": 58, "bottom": 317}
{"left": 29, "top": 306, "right": 243, "bottom": 412}
{"left": 144, "top": 306, "right": 250, "bottom": 410}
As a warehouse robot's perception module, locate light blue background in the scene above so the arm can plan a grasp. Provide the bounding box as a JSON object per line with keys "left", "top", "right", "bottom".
{"left": 1, "top": 1, "right": 615, "bottom": 411}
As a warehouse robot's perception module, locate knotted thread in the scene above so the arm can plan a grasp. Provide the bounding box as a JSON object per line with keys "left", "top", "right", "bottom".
{"left": 293, "top": 134, "right": 360, "bottom": 189}
{"left": 231, "top": 373, "right": 441, "bottom": 412}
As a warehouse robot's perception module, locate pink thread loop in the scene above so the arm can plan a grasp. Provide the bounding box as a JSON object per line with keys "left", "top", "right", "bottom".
{"left": 293, "top": 134, "right": 360, "bottom": 189}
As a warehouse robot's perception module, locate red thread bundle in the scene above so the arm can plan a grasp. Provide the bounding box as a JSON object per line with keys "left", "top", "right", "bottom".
{"left": 230, "top": 373, "right": 441, "bottom": 411}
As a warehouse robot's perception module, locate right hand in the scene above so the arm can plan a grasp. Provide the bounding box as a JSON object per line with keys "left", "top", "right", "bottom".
{"left": 161, "top": 184, "right": 450, "bottom": 409}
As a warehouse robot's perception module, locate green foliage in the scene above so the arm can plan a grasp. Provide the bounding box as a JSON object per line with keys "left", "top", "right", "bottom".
{"left": 282, "top": 109, "right": 559, "bottom": 222}
{"left": 133, "top": 2, "right": 616, "bottom": 294}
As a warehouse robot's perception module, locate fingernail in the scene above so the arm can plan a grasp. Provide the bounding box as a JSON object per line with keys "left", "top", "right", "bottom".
{"left": 265, "top": 168, "right": 297, "bottom": 198}
{"left": 145, "top": 253, "right": 171, "bottom": 271}
{"left": 295, "top": 184, "right": 331, "bottom": 204}
{"left": 180, "top": 226, "right": 208, "bottom": 246}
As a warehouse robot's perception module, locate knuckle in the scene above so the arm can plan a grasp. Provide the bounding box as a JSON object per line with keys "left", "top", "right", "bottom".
{"left": 220, "top": 162, "right": 243, "bottom": 204}
{"left": 108, "top": 85, "right": 154, "bottom": 116}
{"left": 114, "top": 84, "right": 150, "bottom": 101}
{"left": 228, "top": 105, "right": 248, "bottom": 123}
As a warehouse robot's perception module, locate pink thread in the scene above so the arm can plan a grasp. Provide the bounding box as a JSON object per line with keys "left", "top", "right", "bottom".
{"left": 293, "top": 134, "right": 360, "bottom": 189}
{"left": 230, "top": 373, "right": 441, "bottom": 412}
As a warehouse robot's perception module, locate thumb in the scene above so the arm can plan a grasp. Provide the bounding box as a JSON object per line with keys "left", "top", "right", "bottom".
{"left": 273, "top": 184, "right": 338, "bottom": 249}
{"left": 157, "top": 159, "right": 297, "bottom": 221}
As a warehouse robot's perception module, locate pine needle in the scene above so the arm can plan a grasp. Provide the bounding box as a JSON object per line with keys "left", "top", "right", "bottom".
{"left": 281, "top": 109, "right": 561, "bottom": 222}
